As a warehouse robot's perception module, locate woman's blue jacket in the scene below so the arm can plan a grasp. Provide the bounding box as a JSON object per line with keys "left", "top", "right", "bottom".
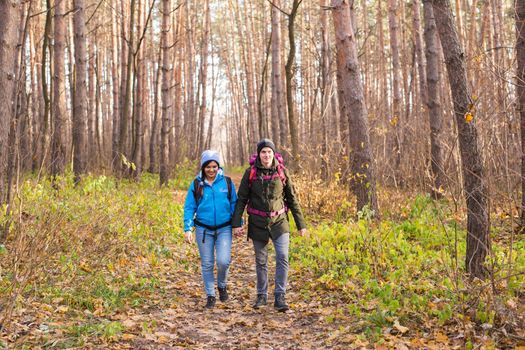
{"left": 183, "top": 169, "right": 237, "bottom": 232}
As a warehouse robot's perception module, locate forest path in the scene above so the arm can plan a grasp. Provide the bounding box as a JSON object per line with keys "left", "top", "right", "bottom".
{"left": 118, "top": 171, "right": 347, "bottom": 349}
{"left": 120, "top": 237, "right": 341, "bottom": 350}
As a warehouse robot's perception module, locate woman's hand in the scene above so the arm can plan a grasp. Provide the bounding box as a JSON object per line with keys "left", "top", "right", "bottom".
{"left": 184, "top": 231, "right": 194, "bottom": 243}
{"left": 297, "top": 228, "right": 307, "bottom": 237}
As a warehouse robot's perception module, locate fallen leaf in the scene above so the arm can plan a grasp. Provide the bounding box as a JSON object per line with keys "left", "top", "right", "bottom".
{"left": 55, "top": 306, "right": 69, "bottom": 314}
{"left": 395, "top": 343, "right": 409, "bottom": 350}
{"left": 122, "top": 319, "right": 136, "bottom": 328}
{"left": 393, "top": 320, "right": 409, "bottom": 334}
{"left": 121, "top": 333, "right": 135, "bottom": 340}
{"left": 435, "top": 332, "right": 449, "bottom": 343}
{"left": 157, "top": 335, "right": 170, "bottom": 344}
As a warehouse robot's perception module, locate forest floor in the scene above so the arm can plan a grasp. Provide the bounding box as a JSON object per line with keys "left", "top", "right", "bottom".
{"left": 2, "top": 231, "right": 460, "bottom": 350}
{"left": 0, "top": 171, "right": 523, "bottom": 349}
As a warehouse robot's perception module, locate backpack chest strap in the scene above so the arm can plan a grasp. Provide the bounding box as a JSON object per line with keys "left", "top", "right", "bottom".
{"left": 247, "top": 205, "right": 288, "bottom": 218}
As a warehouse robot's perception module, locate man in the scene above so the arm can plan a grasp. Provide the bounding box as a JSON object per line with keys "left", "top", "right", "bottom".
{"left": 232, "top": 139, "right": 307, "bottom": 312}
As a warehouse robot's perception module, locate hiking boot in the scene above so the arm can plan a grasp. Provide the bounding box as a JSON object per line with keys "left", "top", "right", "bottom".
{"left": 252, "top": 294, "right": 267, "bottom": 309}
{"left": 218, "top": 287, "right": 228, "bottom": 302}
{"left": 274, "top": 293, "right": 289, "bottom": 312}
{"left": 205, "top": 296, "right": 216, "bottom": 309}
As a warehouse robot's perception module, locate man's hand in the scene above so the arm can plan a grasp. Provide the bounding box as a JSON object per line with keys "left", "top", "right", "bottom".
{"left": 233, "top": 227, "right": 244, "bottom": 237}
{"left": 184, "top": 231, "right": 194, "bottom": 243}
{"left": 297, "top": 228, "right": 307, "bottom": 237}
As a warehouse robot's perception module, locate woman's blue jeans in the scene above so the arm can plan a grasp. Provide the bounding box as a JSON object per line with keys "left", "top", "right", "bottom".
{"left": 195, "top": 226, "right": 232, "bottom": 297}
{"left": 252, "top": 233, "right": 290, "bottom": 296}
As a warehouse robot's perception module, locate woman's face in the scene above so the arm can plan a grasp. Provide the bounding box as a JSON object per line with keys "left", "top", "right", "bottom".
{"left": 259, "top": 147, "right": 274, "bottom": 168}
{"left": 204, "top": 161, "right": 219, "bottom": 180}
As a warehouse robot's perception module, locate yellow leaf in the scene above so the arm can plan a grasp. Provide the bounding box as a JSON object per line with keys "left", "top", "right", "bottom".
{"left": 122, "top": 333, "right": 135, "bottom": 340}
{"left": 79, "top": 261, "right": 92, "bottom": 273}
{"left": 390, "top": 116, "right": 398, "bottom": 127}
{"left": 465, "top": 112, "right": 474, "bottom": 123}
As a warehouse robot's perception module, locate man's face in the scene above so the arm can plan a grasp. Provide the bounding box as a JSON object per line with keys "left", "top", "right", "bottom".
{"left": 259, "top": 147, "right": 274, "bottom": 166}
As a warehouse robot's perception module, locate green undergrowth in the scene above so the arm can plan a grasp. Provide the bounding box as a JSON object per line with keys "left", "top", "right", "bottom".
{"left": 0, "top": 170, "right": 523, "bottom": 346}
{"left": 0, "top": 171, "right": 189, "bottom": 333}
{"left": 291, "top": 194, "right": 524, "bottom": 339}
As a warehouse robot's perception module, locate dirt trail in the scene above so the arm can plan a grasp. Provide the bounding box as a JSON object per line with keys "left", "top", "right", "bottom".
{"left": 118, "top": 236, "right": 342, "bottom": 350}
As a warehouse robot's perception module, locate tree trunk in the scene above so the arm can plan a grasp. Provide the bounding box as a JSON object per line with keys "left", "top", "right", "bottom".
{"left": 149, "top": 45, "right": 162, "bottom": 173}
{"left": 242, "top": 0, "right": 259, "bottom": 145}
{"left": 72, "top": 0, "right": 89, "bottom": 184}
{"left": 118, "top": 0, "right": 136, "bottom": 175}
{"left": 516, "top": 0, "right": 525, "bottom": 229}
{"left": 185, "top": 0, "right": 196, "bottom": 158}
{"left": 331, "top": 0, "right": 378, "bottom": 214}
{"left": 320, "top": 0, "right": 331, "bottom": 180}
{"left": 388, "top": 0, "right": 403, "bottom": 182}
{"left": 40, "top": 0, "right": 52, "bottom": 174}
{"left": 423, "top": 0, "right": 445, "bottom": 199}
{"left": 131, "top": 0, "right": 145, "bottom": 179}
{"left": 111, "top": 0, "right": 120, "bottom": 169}
{"left": 51, "top": 0, "right": 68, "bottom": 177}
{"left": 271, "top": 0, "right": 284, "bottom": 145}
{"left": 431, "top": 0, "right": 490, "bottom": 278}
{"left": 197, "top": 0, "right": 211, "bottom": 151}
{"left": 413, "top": 0, "right": 427, "bottom": 109}
{"left": 285, "top": 0, "right": 302, "bottom": 162}
{"left": 159, "top": 0, "right": 172, "bottom": 185}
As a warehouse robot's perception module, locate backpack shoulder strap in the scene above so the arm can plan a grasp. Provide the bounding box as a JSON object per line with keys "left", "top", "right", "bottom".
{"left": 248, "top": 165, "right": 257, "bottom": 188}
{"left": 225, "top": 176, "right": 232, "bottom": 202}
{"left": 192, "top": 178, "right": 203, "bottom": 203}
{"left": 274, "top": 153, "right": 287, "bottom": 187}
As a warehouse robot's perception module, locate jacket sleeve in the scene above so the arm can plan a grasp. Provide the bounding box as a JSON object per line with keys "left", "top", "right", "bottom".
{"left": 283, "top": 169, "right": 307, "bottom": 230}
{"left": 231, "top": 169, "right": 250, "bottom": 227}
{"left": 183, "top": 180, "right": 197, "bottom": 232}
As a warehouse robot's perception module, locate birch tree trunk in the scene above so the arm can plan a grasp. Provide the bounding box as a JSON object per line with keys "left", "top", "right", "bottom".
{"left": 331, "top": 0, "right": 378, "bottom": 214}
{"left": 432, "top": 0, "right": 490, "bottom": 278}
{"left": 72, "top": 0, "right": 89, "bottom": 183}
{"left": 51, "top": 0, "right": 68, "bottom": 177}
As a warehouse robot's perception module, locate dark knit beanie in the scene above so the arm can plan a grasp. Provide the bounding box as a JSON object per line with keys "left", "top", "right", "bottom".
{"left": 257, "top": 138, "right": 276, "bottom": 154}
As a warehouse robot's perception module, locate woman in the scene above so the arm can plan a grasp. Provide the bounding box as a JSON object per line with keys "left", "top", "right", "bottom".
{"left": 232, "top": 139, "right": 307, "bottom": 312}
{"left": 183, "top": 150, "right": 237, "bottom": 309}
